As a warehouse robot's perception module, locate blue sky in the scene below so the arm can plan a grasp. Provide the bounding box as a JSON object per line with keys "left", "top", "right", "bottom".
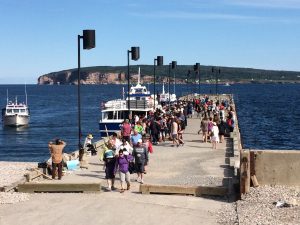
{"left": 0, "top": 0, "right": 299, "bottom": 84}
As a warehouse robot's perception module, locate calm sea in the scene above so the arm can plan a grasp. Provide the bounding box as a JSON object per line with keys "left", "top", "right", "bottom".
{"left": 0, "top": 83, "right": 299, "bottom": 162}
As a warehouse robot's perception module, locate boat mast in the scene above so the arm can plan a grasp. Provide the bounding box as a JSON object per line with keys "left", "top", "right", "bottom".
{"left": 137, "top": 67, "right": 140, "bottom": 85}
{"left": 25, "top": 83, "right": 28, "bottom": 105}
{"left": 122, "top": 87, "right": 125, "bottom": 100}
{"left": 173, "top": 73, "right": 175, "bottom": 95}
{"left": 6, "top": 89, "right": 8, "bottom": 105}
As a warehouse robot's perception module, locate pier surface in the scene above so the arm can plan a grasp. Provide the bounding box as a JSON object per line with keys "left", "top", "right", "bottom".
{"left": 0, "top": 115, "right": 234, "bottom": 225}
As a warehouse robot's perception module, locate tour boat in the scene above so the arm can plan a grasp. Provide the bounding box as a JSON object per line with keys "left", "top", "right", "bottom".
{"left": 158, "top": 82, "right": 177, "bottom": 105}
{"left": 2, "top": 89, "right": 30, "bottom": 127}
{"left": 99, "top": 68, "right": 157, "bottom": 137}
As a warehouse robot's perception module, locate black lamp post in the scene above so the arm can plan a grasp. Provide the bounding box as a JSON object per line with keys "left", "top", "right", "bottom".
{"left": 153, "top": 56, "right": 163, "bottom": 110}
{"left": 172, "top": 61, "right": 177, "bottom": 96}
{"left": 187, "top": 69, "right": 191, "bottom": 96}
{"left": 194, "top": 63, "right": 200, "bottom": 95}
{"left": 77, "top": 30, "right": 95, "bottom": 160}
{"left": 212, "top": 67, "right": 221, "bottom": 95}
{"left": 168, "top": 61, "right": 177, "bottom": 108}
{"left": 127, "top": 47, "right": 140, "bottom": 119}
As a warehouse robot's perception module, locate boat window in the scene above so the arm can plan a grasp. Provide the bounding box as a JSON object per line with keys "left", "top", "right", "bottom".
{"left": 20, "top": 109, "right": 26, "bottom": 113}
{"left": 135, "top": 88, "right": 143, "bottom": 93}
{"left": 107, "top": 111, "right": 114, "bottom": 119}
{"left": 7, "top": 109, "right": 13, "bottom": 113}
{"left": 13, "top": 109, "right": 19, "bottom": 113}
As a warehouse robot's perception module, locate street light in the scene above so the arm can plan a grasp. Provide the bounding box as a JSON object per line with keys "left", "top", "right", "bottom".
{"left": 212, "top": 67, "right": 221, "bottom": 95}
{"left": 127, "top": 47, "right": 140, "bottom": 119}
{"left": 77, "top": 30, "right": 95, "bottom": 160}
{"left": 168, "top": 61, "right": 177, "bottom": 108}
{"left": 194, "top": 63, "right": 200, "bottom": 95}
{"left": 186, "top": 69, "right": 191, "bottom": 96}
{"left": 153, "top": 56, "right": 163, "bottom": 110}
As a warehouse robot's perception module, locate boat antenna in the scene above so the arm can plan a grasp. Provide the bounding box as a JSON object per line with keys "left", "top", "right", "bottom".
{"left": 122, "top": 87, "right": 125, "bottom": 100}
{"left": 6, "top": 89, "right": 8, "bottom": 105}
{"left": 137, "top": 67, "right": 140, "bottom": 85}
{"left": 173, "top": 73, "right": 175, "bottom": 94}
{"left": 25, "top": 83, "right": 28, "bottom": 105}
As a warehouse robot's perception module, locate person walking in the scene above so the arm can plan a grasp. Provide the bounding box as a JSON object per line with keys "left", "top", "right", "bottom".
{"left": 121, "top": 119, "right": 132, "bottom": 143}
{"left": 218, "top": 120, "right": 227, "bottom": 143}
{"left": 132, "top": 139, "right": 148, "bottom": 184}
{"left": 48, "top": 139, "right": 66, "bottom": 180}
{"left": 114, "top": 149, "right": 133, "bottom": 193}
{"left": 200, "top": 116, "right": 209, "bottom": 143}
{"left": 171, "top": 117, "right": 180, "bottom": 147}
{"left": 103, "top": 142, "right": 116, "bottom": 191}
{"left": 211, "top": 122, "right": 220, "bottom": 149}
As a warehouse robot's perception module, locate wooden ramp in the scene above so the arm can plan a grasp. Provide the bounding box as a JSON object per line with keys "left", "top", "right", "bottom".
{"left": 18, "top": 182, "right": 102, "bottom": 193}
{"left": 139, "top": 184, "right": 228, "bottom": 197}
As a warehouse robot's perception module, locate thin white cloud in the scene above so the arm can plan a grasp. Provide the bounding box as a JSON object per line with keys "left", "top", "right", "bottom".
{"left": 226, "top": 0, "right": 300, "bottom": 9}
{"left": 130, "top": 11, "right": 260, "bottom": 20}
{"left": 129, "top": 10, "right": 299, "bottom": 24}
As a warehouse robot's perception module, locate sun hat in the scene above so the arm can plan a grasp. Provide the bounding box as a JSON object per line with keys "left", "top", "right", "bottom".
{"left": 213, "top": 122, "right": 217, "bottom": 126}
{"left": 137, "top": 139, "right": 142, "bottom": 143}
{"left": 87, "top": 134, "right": 93, "bottom": 139}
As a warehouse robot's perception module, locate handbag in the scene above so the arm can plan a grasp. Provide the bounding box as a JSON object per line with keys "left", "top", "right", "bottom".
{"left": 128, "top": 161, "right": 136, "bottom": 174}
{"left": 125, "top": 155, "right": 136, "bottom": 174}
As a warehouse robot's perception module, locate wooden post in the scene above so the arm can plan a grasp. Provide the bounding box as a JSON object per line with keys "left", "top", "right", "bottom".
{"left": 240, "top": 151, "right": 250, "bottom": 195}
{"left": 250, "top": 151, "right": 259, "bottom": 187}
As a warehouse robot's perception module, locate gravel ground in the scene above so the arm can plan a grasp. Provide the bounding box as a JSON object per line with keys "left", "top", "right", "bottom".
{"left": 0, "top": 161, "right": 37, "bottom": 204}
{"left": 0, "top": 161, "right": 37, "bottom": 187}
{"left": 217, "top": 185, "right": 300, "bottom": 225}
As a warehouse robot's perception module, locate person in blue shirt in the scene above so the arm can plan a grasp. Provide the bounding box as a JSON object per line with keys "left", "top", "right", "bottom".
{"left": 130, "top": 129, "right": 142, "bottom": 146}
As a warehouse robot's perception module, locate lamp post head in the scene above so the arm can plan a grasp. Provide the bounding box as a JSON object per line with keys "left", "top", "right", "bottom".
{"left": 156, "top": 56, "right": 163, "bottom": 66}
{"left": 171, "top": 61, "right": 177, "bottom": 69}
{"left": 83, "top": 30, "right": 96, "bottom": 50}
{"left": 131, "top": 47, "right": 140, "bottom": 60}
{"left": 194, "top": 63, "right": 200, "bottom": 72}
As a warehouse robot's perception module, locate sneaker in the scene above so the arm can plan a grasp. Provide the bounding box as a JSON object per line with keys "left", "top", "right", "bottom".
{"left": 136, "top": 177, "right": 141, "bottom": 183}
{"left": 106, "top": 187, "right": 112, "bottom": 192}
{"left": 140, "top": 179, "right": 144, "bottom": 184}
{"left": 120, "top": 189, "right": 125, "bottom": 193}
{"left": 111, "top": 186, "right": 116, "bottom": 191}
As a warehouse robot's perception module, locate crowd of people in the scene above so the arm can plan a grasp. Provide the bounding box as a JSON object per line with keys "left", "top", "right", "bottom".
{"left": 99, "top": 95, "right": 236, "bottom": 192}
{"left": 46, "top": 95, "right": 236, "bottom": 193}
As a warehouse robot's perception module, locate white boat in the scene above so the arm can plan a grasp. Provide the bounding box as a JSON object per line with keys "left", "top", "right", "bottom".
{"left": 224, "top": 82, "right": 231, "bottom": 86}
{"left": 158, "top": 82, "right": 177, "bottom": 105}
{"left": 2, "top": 88, "right": 30, "bottom": 127}
{"left": 99, "top": 67, "right": 157, "bottom": 137}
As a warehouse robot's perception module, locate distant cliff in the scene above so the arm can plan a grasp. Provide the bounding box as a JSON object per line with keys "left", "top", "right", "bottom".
{"left": 38, "top": 69, "right": 127, "bottom": 85}
{"left": 37, "top": 65, "right": 300, "bottom": 85}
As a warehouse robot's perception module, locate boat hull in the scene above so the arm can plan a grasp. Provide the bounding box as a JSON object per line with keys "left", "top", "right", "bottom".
{"left": 99, "top": 121, "right": 123, "bottom": 138}
{"left": 2, "top": 115, "right": 30, "bottom": 127}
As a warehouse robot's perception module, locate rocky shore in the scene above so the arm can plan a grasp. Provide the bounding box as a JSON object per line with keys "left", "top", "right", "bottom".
{"left": 217, "top": 185, "right": 300, "bottom": 225}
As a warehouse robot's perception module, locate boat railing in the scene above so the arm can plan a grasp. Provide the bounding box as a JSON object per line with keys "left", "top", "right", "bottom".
{"left": 102, "top": 100, "right": 153, "bottom": 110}
{"left": 127, "top": 99, "right": 154, "bottom": 109}
{"left": 103, "top": 99, "right": 153, "bottom": 110}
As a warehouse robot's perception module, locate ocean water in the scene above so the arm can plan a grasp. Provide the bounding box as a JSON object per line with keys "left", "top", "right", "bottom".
{"left": 0, "top": 83, "right": 299, "bottom": 162}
